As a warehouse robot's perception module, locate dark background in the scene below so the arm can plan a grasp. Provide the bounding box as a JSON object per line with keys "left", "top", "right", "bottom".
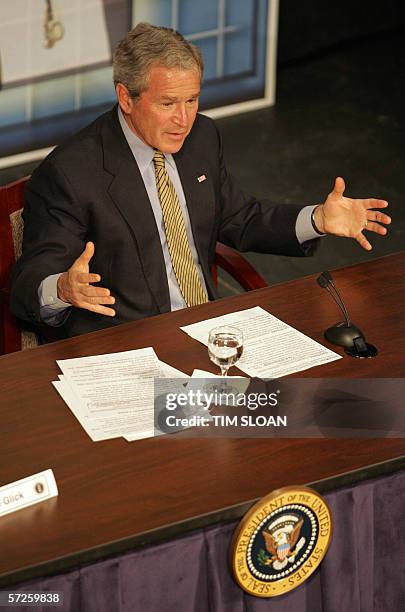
{"left": 2, "top": 0, "right": 404, "bottom": 292}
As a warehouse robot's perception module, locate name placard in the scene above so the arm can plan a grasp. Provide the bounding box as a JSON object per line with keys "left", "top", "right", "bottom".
{"left": 0, "top": 469, "right": 58, "bottom": 517}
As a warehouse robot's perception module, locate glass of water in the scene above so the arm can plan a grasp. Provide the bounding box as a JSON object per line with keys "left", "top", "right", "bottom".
{"left": 208, "top": 325, "right": 244, "bottom": 377}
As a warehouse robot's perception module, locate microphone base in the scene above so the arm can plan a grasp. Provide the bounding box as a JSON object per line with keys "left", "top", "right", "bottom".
{"left": 324, "top": 322, "right": 364, "bottom": 348}
{"left": 345, "top": 342, "right": 378, "bottom": 358}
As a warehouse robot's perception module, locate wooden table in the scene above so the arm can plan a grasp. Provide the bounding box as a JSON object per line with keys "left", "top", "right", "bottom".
{"left": 1, "top": 252, "right": 405, "bottom": 587}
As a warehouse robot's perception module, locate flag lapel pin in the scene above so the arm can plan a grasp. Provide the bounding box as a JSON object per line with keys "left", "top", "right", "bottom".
{"left": 197, "top": 174, "right": 206, "bottom": 183}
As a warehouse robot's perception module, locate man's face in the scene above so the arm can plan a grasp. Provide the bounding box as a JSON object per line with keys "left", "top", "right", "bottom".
{"left": 117, "top": 65, "right": 200, "bottom": 153}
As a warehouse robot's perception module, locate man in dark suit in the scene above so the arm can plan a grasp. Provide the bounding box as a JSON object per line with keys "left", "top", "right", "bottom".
{"left": 10, "top": 23, "right": 390, "bottom": 338}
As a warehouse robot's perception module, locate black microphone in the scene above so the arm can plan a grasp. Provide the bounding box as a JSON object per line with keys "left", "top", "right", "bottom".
{"left": 319, "top": 271, "right": 352, "bottom": 325}
{"left": 317, "top": 273, "right": 351, "bottom": 327}
{"left": 316, "top": 271, "right": 377, "bottom": 358}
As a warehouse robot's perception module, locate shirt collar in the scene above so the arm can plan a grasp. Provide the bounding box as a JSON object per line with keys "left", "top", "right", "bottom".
{"left": 117, "top": 106, "right": 176, "bottom": 173}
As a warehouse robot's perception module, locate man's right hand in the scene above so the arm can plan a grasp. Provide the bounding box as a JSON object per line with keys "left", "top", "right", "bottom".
{"left": 57, "top": 242, "right": 116, "bottom": 316}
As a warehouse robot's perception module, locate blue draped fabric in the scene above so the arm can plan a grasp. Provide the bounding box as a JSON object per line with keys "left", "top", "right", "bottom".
{"left": 6, "top": 470, "right": 405, "bottom": 611}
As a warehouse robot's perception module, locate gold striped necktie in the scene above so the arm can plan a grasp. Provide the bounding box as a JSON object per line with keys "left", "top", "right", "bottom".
{"left": 153, "top": 151, "right": 208, "bottom": 307}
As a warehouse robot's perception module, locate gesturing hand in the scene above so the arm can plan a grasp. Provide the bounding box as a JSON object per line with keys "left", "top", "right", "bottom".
{"left": 313, "top": 177, "right": 391, "bottom": 251}
{"left": 57, "top": 242, "right": 115, "bottom": 316}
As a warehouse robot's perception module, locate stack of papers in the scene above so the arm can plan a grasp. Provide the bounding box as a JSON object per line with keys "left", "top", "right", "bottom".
{"left": 52, "top": 347, "right": 186, "bottom": 442}
{"left": 181, "top": 306, "right": 341, "bottom": 378}
{"left": 52, "top": 307, "right": 341, "bottom": 443}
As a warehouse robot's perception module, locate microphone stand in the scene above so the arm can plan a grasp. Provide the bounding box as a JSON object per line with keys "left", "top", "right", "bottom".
{"left": 317, "top": 271, "right": 377, "bottom": 358}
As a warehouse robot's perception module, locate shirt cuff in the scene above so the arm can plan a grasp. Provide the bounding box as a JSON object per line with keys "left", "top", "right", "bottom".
{"left": 39, "top": 273, "right": 71, "bottom": 324}
{"left": 295, "top": 205, "right": 325, "bottom": 244}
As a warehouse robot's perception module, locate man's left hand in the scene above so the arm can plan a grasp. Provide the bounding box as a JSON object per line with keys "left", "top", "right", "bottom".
{"left": 313, "top": 177, "right": 391, "bottom": 251}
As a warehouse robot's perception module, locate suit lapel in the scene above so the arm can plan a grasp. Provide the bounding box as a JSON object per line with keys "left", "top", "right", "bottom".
{"left": 101, "top": 109, "right": 171, "bottom": 313}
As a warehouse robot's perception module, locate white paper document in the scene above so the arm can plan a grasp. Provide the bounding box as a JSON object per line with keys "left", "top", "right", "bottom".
{"left": 124, "top": 362, "right": 187, "bottom": 442}
{"left": 181, "top": 307, "right": 341, "bottom": 378}
{"left": 52, "top": 348, "right": 187, "bottom": 442}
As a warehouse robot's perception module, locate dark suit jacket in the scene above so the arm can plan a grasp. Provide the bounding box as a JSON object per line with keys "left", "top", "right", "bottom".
{"left": 11, "top": 107, "right": 313, "bottom": 337}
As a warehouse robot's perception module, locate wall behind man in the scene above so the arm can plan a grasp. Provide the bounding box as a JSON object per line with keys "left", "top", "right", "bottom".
{"left": 217, "top": 0, "right": 405, "bottom": 288}
{"left": 278, "top": 0, "right": 405, "bottom": 64}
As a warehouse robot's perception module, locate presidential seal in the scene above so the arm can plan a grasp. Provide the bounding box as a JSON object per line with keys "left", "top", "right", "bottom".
{"left": 231, "top": 486, "right": 332, "bottom": 597}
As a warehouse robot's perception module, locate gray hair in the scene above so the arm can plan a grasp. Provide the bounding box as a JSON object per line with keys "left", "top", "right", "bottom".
{"left": 113, "top": 22, "right": 204, "bottom": 100}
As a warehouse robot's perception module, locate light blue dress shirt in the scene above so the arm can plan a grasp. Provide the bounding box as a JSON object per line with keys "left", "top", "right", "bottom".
{"left": 39, "top": 108, "right": 321, "bottom": 323}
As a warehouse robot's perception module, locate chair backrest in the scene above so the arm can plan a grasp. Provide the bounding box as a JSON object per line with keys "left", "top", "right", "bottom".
{"left": 213, "top": 242, "right": 268, "bottom": 292}
{"left": 0, "top": 176, "right": 39, "bottom": 355}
